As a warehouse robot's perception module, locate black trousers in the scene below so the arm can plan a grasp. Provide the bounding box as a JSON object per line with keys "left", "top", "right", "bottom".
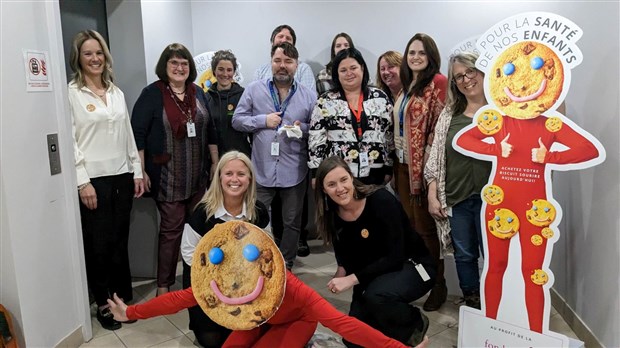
{"left": 343, "top": 262, "right": 436, "bottom": 347}
{"left": 272, "top": 179, "right": 309, "bottom": 245}
{"left": 80, "top": 173, "right": 134, "bottom": 306}
{"left": 183, "top": 262, "right": 231, "bottom": 347}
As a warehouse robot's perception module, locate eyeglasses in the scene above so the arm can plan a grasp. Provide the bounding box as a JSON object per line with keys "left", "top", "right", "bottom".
{"left": 453, "top": 69, "right": 478, "bottom": 84}
{"left": 168, "top": 60, "right": 189, "bottom": 69}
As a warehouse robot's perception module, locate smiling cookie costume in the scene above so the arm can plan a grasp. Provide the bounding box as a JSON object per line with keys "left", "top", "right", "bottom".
{"left": 124, "top": 221, "right": 409, "bottom": 347}
{"left": 454, "top": 23, "right": 605, "bottom": 333}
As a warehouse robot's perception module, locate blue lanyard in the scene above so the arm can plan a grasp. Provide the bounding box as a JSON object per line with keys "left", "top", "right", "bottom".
{"left": 398, "top": 94, "right": 411, "bottom": 137}
{"left": 268, "top": 81, "right": 297, "bottom": 130}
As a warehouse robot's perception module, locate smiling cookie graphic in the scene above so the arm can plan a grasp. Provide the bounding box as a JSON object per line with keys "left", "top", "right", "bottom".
{"left": 191, "top": 220, "right": 286, "bottom": 330}
{"left": 526, "top": 199, "right": 557, "bottom": 227}
{"left": 545, "top": 116, "right": 563, "bottom": 132}
{"left": 530, "top": 269, "right": 549, "bottom": 286}
{"left": 490, "top": 41, "right": 564, "bottom": 119}
{"left": 477, "top": 109, "right": 504, "bottom": 135}
{"left": 488, "top": 208, "right": 520, "bottom": 239}
{"left": 482, "top": 184, "right": 505, "bottom": 206}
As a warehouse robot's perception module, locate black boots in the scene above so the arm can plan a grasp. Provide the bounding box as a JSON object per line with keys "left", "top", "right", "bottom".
{"left": 423, "top": 279, "right": 448, "bottom": 311}
{"left": 464, "top": 291, "right": 481, "bottom": 309}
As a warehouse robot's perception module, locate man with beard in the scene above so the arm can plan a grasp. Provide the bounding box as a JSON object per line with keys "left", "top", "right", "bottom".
{"left": 254, "top": 24, "right": 316, "bottom": 91}
{"left": 232, "top": 42, "right": 316, "bottom": 269}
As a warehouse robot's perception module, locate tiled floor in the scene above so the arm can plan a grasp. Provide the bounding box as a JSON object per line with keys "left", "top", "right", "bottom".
{"left": 81, "top": 240, "right": 580, "bottom": 347}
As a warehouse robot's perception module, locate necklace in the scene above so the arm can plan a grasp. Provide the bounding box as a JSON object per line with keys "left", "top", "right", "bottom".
{"left": 87, "top": 86, "right": 106, "bottom": 98}
{"left": 170, "top": 85, "right": 186, "bottom": 95}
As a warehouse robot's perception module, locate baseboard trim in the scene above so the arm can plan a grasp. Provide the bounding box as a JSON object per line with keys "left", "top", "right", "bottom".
{"left": 55, "top": 325, "right": 84, "bottom": 347}
{"left": 550, "top": 288, "right": 603, "bottom": 347}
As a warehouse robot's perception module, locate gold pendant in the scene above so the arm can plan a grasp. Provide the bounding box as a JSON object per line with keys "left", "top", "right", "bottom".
{"left": 86, "top": 104, "right": 96, "bottom": 112}
{"left": 227, "top": 103, "right": 234, "bottom": 111}
{"left": 361, "top": 229, "right": 369, "bottom": 238}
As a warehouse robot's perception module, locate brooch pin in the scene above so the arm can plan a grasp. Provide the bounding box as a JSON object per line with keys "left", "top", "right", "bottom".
{"left": 86, "top": 104, "right": 96, "bottom": 112}
{"left": 361, "top": 229, "right": 369, "bottom": 238}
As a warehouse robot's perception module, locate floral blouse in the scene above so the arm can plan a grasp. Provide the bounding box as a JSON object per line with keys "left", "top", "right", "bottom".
{"left": 308, "top": 87, "right": 394, "bottom": 183}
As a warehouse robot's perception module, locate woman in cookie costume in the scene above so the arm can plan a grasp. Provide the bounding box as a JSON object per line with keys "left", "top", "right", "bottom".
{"left": 68, "top": 30, "right": 144, "bottom": 331}
{"left": 207, "top": 50, "right": 251, "bottom": 157}
{"left": 315, "top": 156, "right": 435, "bottom": 347}
{"left": 376, "top": 51, "right": 403, "bottom": 104}
{"left": 180, "top": 151, "right": 269, "bottom": 347}
{"left": 308, "top": 47, "right": 394, "bottom": 186}
{"left": 132, "top": 43, "right": 219, "bottom": 297}
{"left": 316, "top": 32, "right": 355, "bottom": 95}
{"left": 393, "top": 33, "right": 448, "bottom": 311}
{"left": 454, "top": 41, "right": 603, "bottom": 333}
{"left": 424, "top": 52, "right": 490, "bottom": 309}
{"left": 107, "top": 220, "right": 423, "bottom": 348}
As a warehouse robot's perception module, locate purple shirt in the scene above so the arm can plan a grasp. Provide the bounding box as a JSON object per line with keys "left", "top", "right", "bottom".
{"left": 232, "top": 78, "right": 317, "bottom": 187}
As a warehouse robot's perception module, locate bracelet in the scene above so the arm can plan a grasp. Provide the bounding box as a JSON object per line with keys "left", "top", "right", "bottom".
{"left": 78, "top": 182, "right": 90, "bottom": 191}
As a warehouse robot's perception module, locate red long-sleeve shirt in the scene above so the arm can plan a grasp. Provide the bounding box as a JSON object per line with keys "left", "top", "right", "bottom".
{"left": 127, "top": 271, "right": 408, "bottom": 348}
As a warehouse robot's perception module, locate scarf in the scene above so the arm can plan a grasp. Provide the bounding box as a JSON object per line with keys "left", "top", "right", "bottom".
{"left": 156, "top": 80, "right": 197, "bottom": 139}
{"left": 405, "top": 78, "right": 445, "bottom": 196}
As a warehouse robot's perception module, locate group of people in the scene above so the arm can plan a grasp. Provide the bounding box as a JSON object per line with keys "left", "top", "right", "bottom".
{"left": 69, "top": 23, "right": 490, "bottom": 347}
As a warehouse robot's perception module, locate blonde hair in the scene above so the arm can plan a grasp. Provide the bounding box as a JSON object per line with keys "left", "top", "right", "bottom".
{"left": 69, "top": 30, "right": 114, "bottom": 88}
{"left": 375, "top": 51, "right": 403, "bottom": 100}
{"left": 198, "top": 151, "right": 258, "bottom": 223}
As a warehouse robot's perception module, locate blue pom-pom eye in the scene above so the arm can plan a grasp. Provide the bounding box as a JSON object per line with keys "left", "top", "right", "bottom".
{"left": 533, "top": 206, "right": 538, "bottom": 211}
{"left": 493, "top": 116, "right": 498, "bottom": 120}
{"left": 507, "top": 217, "right": 513, "bottom": 223}
{"left": 544, "top": 207, "right": 550, "bottom": 212}
{"left": 484, "top": 115, "right": 489, "bottom": 120}
{"left": 243, "top": 244, "right": 260, "bottom": 262}
{"left": 495, "top": 216, "right": 500, "bottom": 221}
{"left": 488, "top": 189, "right": 493, "bottom": 193}
{"left": 503, "top": 63, "right": 515, "bottom": 75}
{"left": 209, "top": 247, "right": 224, "bottom": 265}
{"left": 531, "top": 57, "right": 544, "bottom": 70}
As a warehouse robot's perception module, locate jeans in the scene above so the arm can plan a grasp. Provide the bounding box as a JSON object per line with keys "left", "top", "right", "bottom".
{"left": 449, "top": 194, "right": 484, "bottom": 294}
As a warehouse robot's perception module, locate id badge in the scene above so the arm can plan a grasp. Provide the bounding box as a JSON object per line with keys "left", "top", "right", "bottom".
{"left": 271, "top": 142, "right": 280, "bottom": 156}
{"left": 359, "top": 152, "right": 369, "bottom": 167}
{"left": 396, "top": 149, "right": 404, "bottom": 163}
{"left": 186, "top": 122, "right": 196, "bottom": 137}
{"left": 415, "top": 263, "right": 431, "bottom": 282}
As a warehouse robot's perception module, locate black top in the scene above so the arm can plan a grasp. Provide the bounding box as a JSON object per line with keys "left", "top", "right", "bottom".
{"left": 333, "top": 188, "right": 433, "bottom": 285}
{"left": 187, "top": 200, "right": 270, "bottom": 238}
{"left": 207, "top": 82, "right": 251, "bottom": 157}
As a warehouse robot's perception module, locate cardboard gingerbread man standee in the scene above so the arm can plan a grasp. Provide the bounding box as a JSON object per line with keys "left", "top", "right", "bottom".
{"left": 454, "top": 13, "right": 606, "bottom": 335}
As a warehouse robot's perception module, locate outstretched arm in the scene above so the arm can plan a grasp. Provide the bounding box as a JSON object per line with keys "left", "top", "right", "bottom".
{"left": 108, "top": 288, "right": 198, "bottom": 321}
{"left": 288, "top": 273, "right": 410, "bottom": 348}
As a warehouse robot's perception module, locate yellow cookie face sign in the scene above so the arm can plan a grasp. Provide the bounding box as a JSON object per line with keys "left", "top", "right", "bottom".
{"left": 198, "top": 69, "right": 217, "bottom": 93}
{"left": 488, "top": 208, "right": 520, "bottom": 239}
{"left": 545, "top": 117, "right": 563, "bottom": 132}
{"left": 482, "top": 184, "right": 505, "bottom": 206}
{"left": 476, "top": 109, "right": 503, "bottom": 135}
{"left": 531, "top": 234, "right": 543, "bottom": 246}
{"left": 541, "top": 227, "right": 555, "bottom": 239}
{"left": 489, "top": 41, "right": 564, "bottom": 119}
{"left": 526, "top": 199, "right": 557, "bottom": 227}
{"left": 530, "top": 269, "right": 549, "bottom": 286}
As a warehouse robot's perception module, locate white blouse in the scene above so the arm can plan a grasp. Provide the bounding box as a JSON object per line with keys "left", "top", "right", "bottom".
{"left": 68, "top": 81, "right": 142, "bottom": 186}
